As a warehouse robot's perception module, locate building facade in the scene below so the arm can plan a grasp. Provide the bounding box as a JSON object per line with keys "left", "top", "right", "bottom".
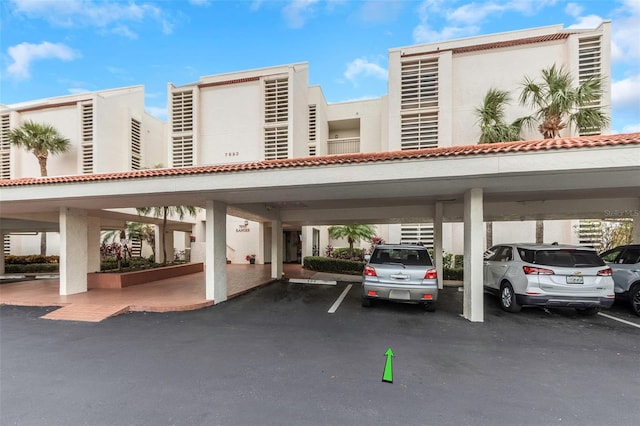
{"left": 1, "top": 22, "right": 612, "bottom": 261}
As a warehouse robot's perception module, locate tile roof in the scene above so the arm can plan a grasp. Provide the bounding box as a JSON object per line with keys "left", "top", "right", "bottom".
{"left": 401, "top": 33, "right": 572, "bottom": 58}
{"left": 2, "top": 133, "right": 638, "bottom": 187}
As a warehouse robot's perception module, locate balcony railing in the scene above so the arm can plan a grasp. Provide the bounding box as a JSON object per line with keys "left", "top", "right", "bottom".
{"left": 327, "top": 137, "right": 360, "bottom": 155}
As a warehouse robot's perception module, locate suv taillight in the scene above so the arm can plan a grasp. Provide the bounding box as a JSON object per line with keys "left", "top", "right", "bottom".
{"left": 364, "top": 265, "right": 377, "bottom": 277}
{"left": 597, "top": 268, "right": 612, "bottom": 276}
{"left": 424, "top": 269, "right": 437, "bottom": 280}
{"left": 523, "top": 266, "right": 554, "bottom": 275}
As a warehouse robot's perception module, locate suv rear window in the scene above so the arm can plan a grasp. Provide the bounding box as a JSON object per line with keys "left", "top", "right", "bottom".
{"left": 370, "top": 248, "right": 432, "bottom": 266}
{"left": 518, "top": 249, "right": 605, "bottom": 267}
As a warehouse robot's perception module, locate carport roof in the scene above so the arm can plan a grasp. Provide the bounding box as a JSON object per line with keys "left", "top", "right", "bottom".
{"left": 2, "top": 132, "right": 639, "bottom": 187}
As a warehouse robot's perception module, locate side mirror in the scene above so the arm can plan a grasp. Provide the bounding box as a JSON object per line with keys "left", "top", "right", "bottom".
{"left": 364, "top": 254, "right": 371, "bottom": 262}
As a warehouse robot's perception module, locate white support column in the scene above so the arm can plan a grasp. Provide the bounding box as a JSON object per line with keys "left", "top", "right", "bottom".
{"left": 271, "top": 219, "right": 283, "bottom": 279}
{"left": 301, "top": 226, "right": 313, "bottom": 263}
{"left": 0, "top": 231, "right": 5, "bottom": 275}
{"left": 60, "top": 207, "right": 88, "bottom": 295}
{"left": 434, "top": 201, "right": 444, "bottom": 290}
{"left": 205, "top": 200, "right": 227, "bottom": 303}
{"left": 463, "top": 188, "right": 484, "bottom": 322}
{"left": 87, "top": 217, "right": 101, "bottom": 273}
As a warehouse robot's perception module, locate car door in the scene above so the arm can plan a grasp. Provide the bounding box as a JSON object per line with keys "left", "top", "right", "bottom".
{"left": 609, "top": 247, "right": 640, "bottom": 294}
{"left": 483, "top": 245, "right": 512, "bottom": 289}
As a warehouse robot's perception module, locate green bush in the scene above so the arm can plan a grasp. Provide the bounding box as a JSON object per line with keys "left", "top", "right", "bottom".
{"left": 331, "top": 247, "right": 366, "bottom": 261}
{"left": 5, "top": 264, "right": 59, "bottom": 273}
{"left": 5, "top": 255, "right": 59, "bottom": 265}
{"left": 100, "top": 257, "right": 156, "bottom": 272}
{"left": 444, "top": 267, "right": 464, "bottom": 281}
{"left": 303, "top": 256, "right": 365, "bottom": 275}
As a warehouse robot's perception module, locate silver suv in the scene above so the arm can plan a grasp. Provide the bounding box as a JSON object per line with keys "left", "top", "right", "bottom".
{"left": 599, "top": 245, "right": 640, "bottom": 316}
{"left": 483, "top": 244, "right": 615, "bottom": 315}
{"left": 361, "top": 244, "right": 438, "bottom": 311}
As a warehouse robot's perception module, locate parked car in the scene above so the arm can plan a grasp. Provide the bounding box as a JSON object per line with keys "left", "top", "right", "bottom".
{"left": 361, "top": 244, "right": 438, "bottom": 311}
{"left": 483, "top": 244, "right": 615, "bottom": 315}
{"left": 599, "top": 244, "right": 640, "bottom": 316}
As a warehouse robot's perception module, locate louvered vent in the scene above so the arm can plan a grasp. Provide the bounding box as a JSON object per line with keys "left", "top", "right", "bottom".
{"left": 81, "top": 102, "right": 94, "bottom": 174}
{"left": 131, "top": 118, "right": 141, "bottom": 170}
{"left": 264, "top": 78, "right": 289, "bottom": 160}
{"left": 0, "top": 114, "right": 10, "bottom": 179}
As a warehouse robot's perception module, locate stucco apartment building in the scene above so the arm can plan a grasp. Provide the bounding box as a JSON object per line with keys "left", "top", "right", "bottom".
{"left": 1, "top": 22, "right": 611, "bottom": 262}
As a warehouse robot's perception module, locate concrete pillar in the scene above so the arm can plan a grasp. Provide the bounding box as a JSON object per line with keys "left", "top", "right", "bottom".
{"left": 87, "top": 217, "right": 101, "bottom": 273}
{"left": 205, "top": 200, "right": 227, "bottom": 303}
{"left": 434, "top": 201, "right": 444, "bottom": 290}
{"left": 0, "top": 231, "right": 5, "bottom": 275}
{"left": 463, "top": 188, "right": 484, "bottom": 322}
{"left": 59, "top": 207, "right": 88, "bottom": 295}
{"left": 301, "top": 226, "right": 313, "bottom": 263}
{"left": 271, "top": 219, "right": 283, "bottom": 280}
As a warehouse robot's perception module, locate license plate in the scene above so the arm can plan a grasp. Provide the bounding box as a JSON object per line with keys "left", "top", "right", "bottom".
{"left": 389, "top": 290, "right": 411, "bottom": 300}
{"left": 566, "top": 275, "right": 584, "bottom": 284}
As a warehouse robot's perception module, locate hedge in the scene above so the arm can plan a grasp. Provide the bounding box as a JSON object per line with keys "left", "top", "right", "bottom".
{"left": 303, "top": 256, "right": 365, "bottom": 275}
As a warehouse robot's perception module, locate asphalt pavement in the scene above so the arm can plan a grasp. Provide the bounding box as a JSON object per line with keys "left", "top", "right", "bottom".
{"left": 1, "top": 281, "right": 638, "bottom": 426}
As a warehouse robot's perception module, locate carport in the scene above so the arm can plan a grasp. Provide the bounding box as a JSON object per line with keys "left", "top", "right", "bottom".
{"left": 1, "top": 133, "right": 639, "bottom": 322}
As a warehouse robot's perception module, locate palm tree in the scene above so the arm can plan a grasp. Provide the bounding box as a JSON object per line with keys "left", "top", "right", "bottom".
{"left": 8, "top": 120, "right": 71, "bottom": 176}
{"left": 518, "top": 64, "right": 609, "bottom": 139}
{"left": 136, "top": 206, "right": 197, "bottom": 265}
{"left": 475, "top": 89, "right": 523, "bottom": 246}
{"left": 475, "top": 88, "right": 523, "bottom": 144}
{"left": 9, "top": 120, "right": 71, "bottom": 254}
{"left": 328, "top": 224, "right": 377, "bottom": 257}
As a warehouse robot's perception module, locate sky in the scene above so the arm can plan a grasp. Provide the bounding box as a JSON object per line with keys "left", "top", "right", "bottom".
{"left": 1, "top": 0, "right": 639, "bottom": 133}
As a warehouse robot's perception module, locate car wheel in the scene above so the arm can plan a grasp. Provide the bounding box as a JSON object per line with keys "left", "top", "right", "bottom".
{"left": 576, "top": 307, "right": 600, "bottom": 316}
{"left": 630, "top": 284, "right": 640, "bottom": 316}
{"left": 361, "top": 297, "right": 372, "bottom": 308}
{"left": 499, "top": 282, "right": 521, "bottom": 313}
{"left": 423, "top": 302, "right": 436, "bottom": 312}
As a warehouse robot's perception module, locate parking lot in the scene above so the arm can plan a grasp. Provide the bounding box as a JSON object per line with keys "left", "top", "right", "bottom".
{"left": 1, "top": 280, "right": 638, "bottom": 426}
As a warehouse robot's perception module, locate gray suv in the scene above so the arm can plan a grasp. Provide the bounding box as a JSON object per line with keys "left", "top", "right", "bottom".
{"left": 599, "top": 245, "right": 640, "bottom": 316}
{"left": 361, "top": 244, "right": 438, "bottom": 311}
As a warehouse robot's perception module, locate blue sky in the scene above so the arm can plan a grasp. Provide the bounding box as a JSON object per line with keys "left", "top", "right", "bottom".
{"left": 1, "top": 0, "right": 639, "bottom": 133}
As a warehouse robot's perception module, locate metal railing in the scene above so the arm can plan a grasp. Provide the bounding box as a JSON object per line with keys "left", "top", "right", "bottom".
{"left": 327, "top": 137, "right": 360, "bottom": 155}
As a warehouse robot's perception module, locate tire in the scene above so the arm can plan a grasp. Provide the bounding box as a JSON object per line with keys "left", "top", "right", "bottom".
{"left": 630, "top": 284, "right": 640, "bottom": 316}
{"left": 361, "top": 297, "right": 372, "bottom": 308}
{"left": 423, "top": 302, "right": 436, "bottom": 312}
{"left": 576, "top": 307, "right": 600, "bottom": 316}
{"left": 499, "top": 282, "right": 521, "bottom": 313}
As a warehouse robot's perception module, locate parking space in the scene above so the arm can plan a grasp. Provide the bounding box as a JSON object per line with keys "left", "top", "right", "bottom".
{"left": 1, "top": 280, "right": 638, "bottom": 426}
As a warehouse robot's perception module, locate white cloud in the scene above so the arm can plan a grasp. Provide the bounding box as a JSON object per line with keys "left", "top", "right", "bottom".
{"left": 413, "top": 23, "right": 478, "bottom": 43}
{"left": 566, "top": 14, "right": 603, "bottom": 29}
{"left": 565, "top": 2, "right": 583, "bottom": 17}
{"left": 621, "top": 123, "right": 640, "bottom": 133}
{"left": 612, "top": 75, "right": 640, "bottom": 109}
{"left": 188, "top": 0, "right": 211, "bottom": 6}
{"left": 8, "top": 0, "right": 173, "bottom": 36}
{"left": 6, "top": 41, "right": 79, "bottom": 79}
{"left": 610, "top": 0, "right": 640, "bottom": 62}
{"left": 282, "top": 0, "right": 320, "bottom": 29}
{"left": 147, "top": 106, "right": 167, "bottom": 121}
{"left": 344, "top": 58, "right": 387, "bottom": 85}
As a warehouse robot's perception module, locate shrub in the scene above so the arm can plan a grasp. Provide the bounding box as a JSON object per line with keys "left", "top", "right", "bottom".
{"left": 5, "top": 255, "right": 59, "bottom": 265}
{"left": 331, "top": 247, "right": 365, "bottom": 261}
{"left": 303, "top": 256, "right": 365, "bottom": 275}
{"left": 5, "top": 264, "right": 59, "bottom": 273}
{"left": 444, "top": 267, "right": 464, "bottom": 281}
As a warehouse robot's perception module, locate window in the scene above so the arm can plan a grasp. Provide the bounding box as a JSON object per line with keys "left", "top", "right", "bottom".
{"left": 401, "top": 58, "right": 439, "bottom": 110}
{"left": 578, "top": 36, "right": 603, "bottom": 136}
{"left": 400, "top": 223, "right": 434, "bottom": 248}
{"left": 400, "top": 112, "right": 438, "bottom": 150}
{"left": 264, "top": 78, "right": 289, "bottom": 160}
{"left": 171, "top": 90, "right": 194, "bottom": 167}
{"left": 172, "top": 135, "right": 194, "bottom": 168}
{"left": 130, "top": 118, "right": 141, "bottom": 170}
{"left": 80, "top": 102, "right": 94, "bottom": 174}
{"left": 400, "top": 57, "right": 439, "bottom": 148}
{"left": 0, "top": 114, "right": 10, "bottom": 179}
{"left": 172, "top": 91, "right": 194, "bottom": 133}
{"left": 371, "top": 248, "right": 432, "bottom": 266}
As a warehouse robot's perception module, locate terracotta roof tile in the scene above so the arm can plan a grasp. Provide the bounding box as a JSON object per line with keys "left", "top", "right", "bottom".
{"left": 1, "top": 133, "right": 638, "bottom": 187}
{"left": 402, "top": 33, "right": 572, "bottom": 58}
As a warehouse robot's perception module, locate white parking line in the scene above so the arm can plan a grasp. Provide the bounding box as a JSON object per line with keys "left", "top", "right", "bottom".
{"left": 598, "top": 312, "right": 640, "bottom": 329}
{"left": 328, "top": 284, "right": 353, "bottom": 314}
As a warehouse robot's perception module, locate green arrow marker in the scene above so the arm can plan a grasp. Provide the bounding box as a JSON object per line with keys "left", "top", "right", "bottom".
{"left": 382, "top": 348, "right": 394, "bottom": 383}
